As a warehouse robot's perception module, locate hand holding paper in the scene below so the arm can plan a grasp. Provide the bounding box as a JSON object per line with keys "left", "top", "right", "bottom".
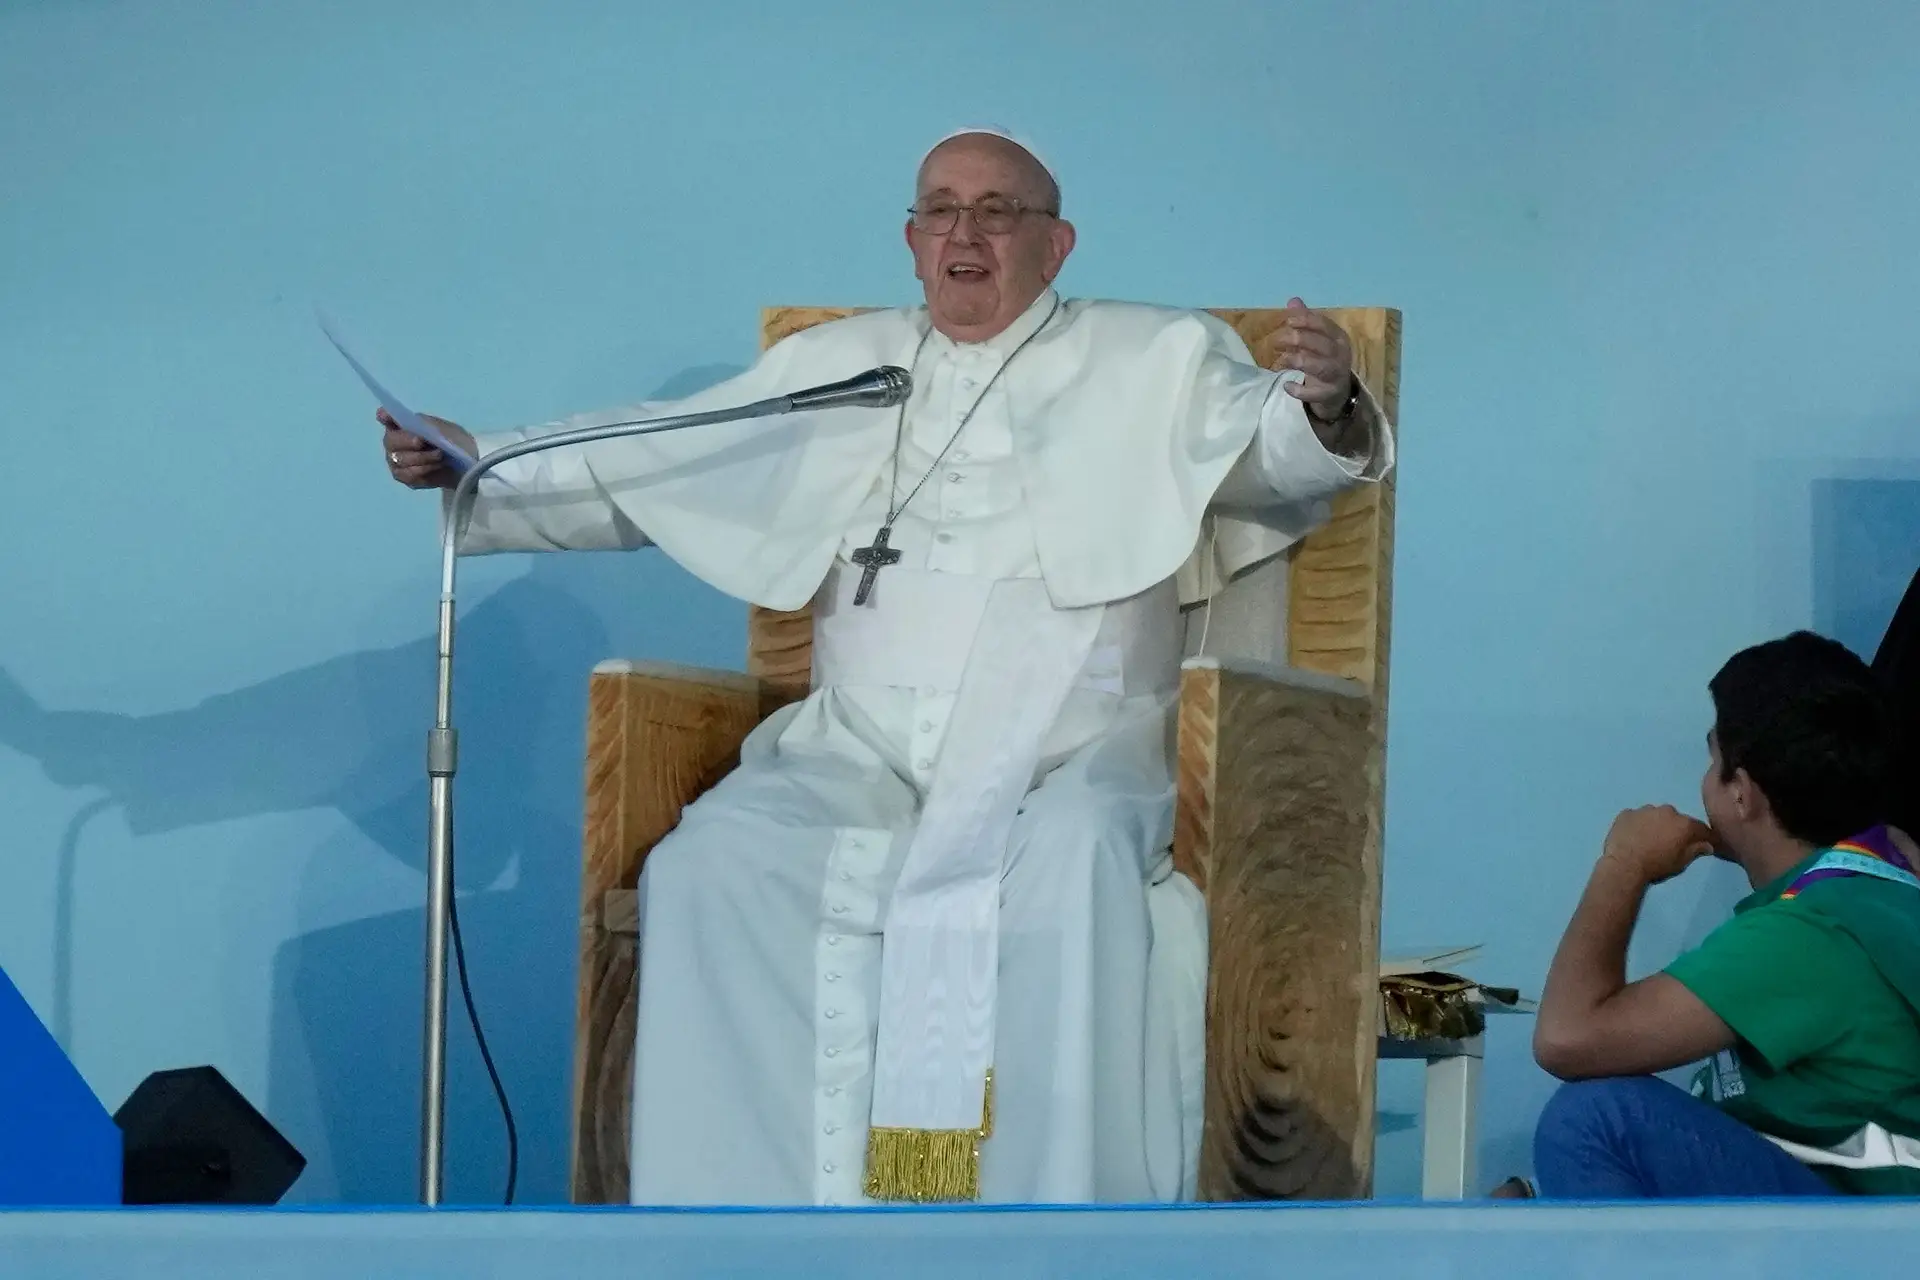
{"left": 379, "top": 408, "right": 477, "bottom": 490}
{"left": 317, "top": 308, "right": 478, "bottom": 480}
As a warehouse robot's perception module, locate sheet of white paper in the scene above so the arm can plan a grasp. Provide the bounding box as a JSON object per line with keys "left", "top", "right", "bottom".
{"left": 316, "top": 308, "right": 476, "bottom": 474}
{"left": 1379, "top": 944, "right": 1483, "bottom": 978}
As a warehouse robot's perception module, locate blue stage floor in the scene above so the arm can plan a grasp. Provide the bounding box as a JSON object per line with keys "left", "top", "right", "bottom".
{"left": 3, "top": 1200, "right": 1918, "bottom": 1279}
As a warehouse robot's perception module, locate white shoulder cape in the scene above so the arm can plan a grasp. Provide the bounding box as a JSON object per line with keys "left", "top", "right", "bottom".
{"left": 465, "top": 296, "right": 1365, "bottom": 611}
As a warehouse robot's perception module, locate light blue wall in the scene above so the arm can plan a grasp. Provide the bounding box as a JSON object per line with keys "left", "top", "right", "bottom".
{"left": 1, "top": 0, "right": 1915, "bottom": 1204}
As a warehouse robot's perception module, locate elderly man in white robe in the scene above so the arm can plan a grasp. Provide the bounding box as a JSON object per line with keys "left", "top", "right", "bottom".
{"left": 379, "top": 127, "right": 1394, "bottom": 1206}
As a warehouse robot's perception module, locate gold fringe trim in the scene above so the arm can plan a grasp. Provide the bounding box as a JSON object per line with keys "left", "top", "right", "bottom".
{"left": 863, "top": 1127, "right": 981, "bottom": 1203}
{"left": 863, "top": 1071, "right": 993, "bottom": 1203}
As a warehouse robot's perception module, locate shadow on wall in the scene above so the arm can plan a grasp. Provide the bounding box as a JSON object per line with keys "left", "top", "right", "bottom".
{"left": 1812, "top": 476, "right": 1920, "bottom": 661}
{"left": 0, "top": 360, "right": 753, "bottom": 1205}
{"left": 0, "top": 567, "right": 614, "bottom": 1205}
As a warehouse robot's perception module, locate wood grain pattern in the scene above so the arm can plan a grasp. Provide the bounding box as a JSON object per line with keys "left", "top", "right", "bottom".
{"left": 569, "top": 666, "right": 768, "bottom": 1203}
{"left": 761, "top": 305, "right": 870, "bottom": 350}
{"left": 745, "top": 606, "right": 816, "bottom": 706}
{"left": 1172, "top": 664, "right": 1220, "bottom": 896}
{"left": 1181, "top": 309, "right": 1398, "bottom": 1201}
{"left": 1184, "top": 664, "right": 1383, "bottom": 1201}
{"left": 1276, "top": 307, "right": 1401, "bottom": 694}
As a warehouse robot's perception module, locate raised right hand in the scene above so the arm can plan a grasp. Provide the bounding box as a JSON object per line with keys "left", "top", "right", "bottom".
{"left": 379, "top": 408, "right": 476, "bottom": 490}
{"left": 1601, "top": 805, "right": 1721, "bottom": 886}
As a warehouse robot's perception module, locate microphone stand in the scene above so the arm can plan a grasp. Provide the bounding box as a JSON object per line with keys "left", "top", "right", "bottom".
{"left": 417, "top": 369, "right": 907, "bottom": 1206}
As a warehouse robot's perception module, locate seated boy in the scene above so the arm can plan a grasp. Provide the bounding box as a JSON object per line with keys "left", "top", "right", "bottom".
{"left": 1530, "top": 630, "right": 1920, "bottom": 1198}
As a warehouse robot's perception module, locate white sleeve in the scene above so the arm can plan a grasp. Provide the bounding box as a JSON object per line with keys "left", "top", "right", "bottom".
{"left": 444, "top": 422, "right": 655, "bottom": 556}
{"left": 1209, "top": 373, "right": 1394, "bottom": 513}
{"left": 443, "top": 325, "right": 835, "bottom": 556}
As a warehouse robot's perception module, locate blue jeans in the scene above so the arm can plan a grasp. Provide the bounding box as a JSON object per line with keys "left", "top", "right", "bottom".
{"left": 1534, "top": 1076, "right": 1838, "bottom": 1199}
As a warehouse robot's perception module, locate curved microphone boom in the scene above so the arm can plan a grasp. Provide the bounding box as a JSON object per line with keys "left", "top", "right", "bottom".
{"left": 412, "top": 366, "right": 909, "bottom": 1206}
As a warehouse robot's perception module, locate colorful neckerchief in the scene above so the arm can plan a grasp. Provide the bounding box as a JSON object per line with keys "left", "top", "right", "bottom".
{"left": 1780, "top": 825, "right": 1920, "bottom": 900}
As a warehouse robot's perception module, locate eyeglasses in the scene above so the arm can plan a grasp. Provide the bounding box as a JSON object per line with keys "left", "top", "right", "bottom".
{"left": 908, "top": 196, "right": 1058, "bottom": 236}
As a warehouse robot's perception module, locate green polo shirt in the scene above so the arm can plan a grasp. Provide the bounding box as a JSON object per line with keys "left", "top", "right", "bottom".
{"left": 1665, "top": 852, "right": 1920, "bottom": 1196}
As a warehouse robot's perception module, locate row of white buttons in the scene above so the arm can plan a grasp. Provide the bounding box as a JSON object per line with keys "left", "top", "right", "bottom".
{"left": 814, "top": 914, "right": 867, "bottom": 1202}
{"left": 823, "top": 830, "right": 883, "bottom": 926}
{"left": 917, "top": 368, "right": 988, "bottom": 575}
{"left": 913, "top": 692, "right": 956, "bottom": 779}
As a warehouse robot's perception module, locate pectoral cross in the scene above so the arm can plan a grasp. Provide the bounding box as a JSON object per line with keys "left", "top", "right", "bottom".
{"left": 850, "top": 524, "right": 902, "bottom": 606}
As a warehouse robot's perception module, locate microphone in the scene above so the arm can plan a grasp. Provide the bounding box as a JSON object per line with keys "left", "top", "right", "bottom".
{"left": 439, "top": 363, "right": 915, "bottom": 591}
{"left": 782, "top": 365, "right": 911, "bottom": 411}
{"left": 411, "top": 363, "right": 910, "bottom": 1205}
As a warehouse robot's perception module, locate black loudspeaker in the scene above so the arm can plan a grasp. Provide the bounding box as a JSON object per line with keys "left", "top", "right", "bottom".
{"left": 113, "top": 1066, "right": 306, "bottom": 1205}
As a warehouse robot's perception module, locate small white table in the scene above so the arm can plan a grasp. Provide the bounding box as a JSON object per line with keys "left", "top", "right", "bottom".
{"left": 1377, "top": 1033, "right": 1484, "bottom": 1200}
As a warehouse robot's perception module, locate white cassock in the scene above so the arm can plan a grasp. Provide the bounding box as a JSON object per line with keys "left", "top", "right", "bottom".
{"left": 452, "top": 288, "right": 1394, "bottom": 1205}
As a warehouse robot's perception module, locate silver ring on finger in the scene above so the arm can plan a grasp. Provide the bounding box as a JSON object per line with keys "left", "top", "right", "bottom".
{"left": 389, "top": 451, "right": 401, "bottom": 466}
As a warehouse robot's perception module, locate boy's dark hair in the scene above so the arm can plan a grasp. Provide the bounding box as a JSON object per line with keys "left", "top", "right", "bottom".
{"left": 1709, "top": 631, "right": 1895, "bottom": 846}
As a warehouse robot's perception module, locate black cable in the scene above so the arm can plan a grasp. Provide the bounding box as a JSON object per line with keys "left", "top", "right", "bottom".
{"left": 448, "top": 891, "right": 519, "bottom": 1205}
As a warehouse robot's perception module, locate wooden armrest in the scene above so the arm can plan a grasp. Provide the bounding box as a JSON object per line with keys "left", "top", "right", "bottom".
{"left": 570, "top": 660, "right": 790, "bottom": 1203}
{"left": 602, "top": 889, "right": 638, "bottom": 937}
{"left": 581, "top": 661, "right": 788, "bottom": 864}
{"left": 1177, "top": 656, "right": 1384, "bottom": 1200}
{"left": 590, "top": 657, "right": 764, "bottom": 688}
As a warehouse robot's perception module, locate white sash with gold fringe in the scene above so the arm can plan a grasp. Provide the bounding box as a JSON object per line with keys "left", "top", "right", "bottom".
{"left": 861, "top": 578, "right": 1104, "bottom": 1201}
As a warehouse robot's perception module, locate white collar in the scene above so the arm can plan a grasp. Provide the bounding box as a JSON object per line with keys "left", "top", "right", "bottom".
{"left": 921, "top": 287, "right": 1061, "bottom": 359}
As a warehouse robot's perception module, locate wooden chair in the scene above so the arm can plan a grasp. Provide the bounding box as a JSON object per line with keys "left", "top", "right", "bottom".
{"left": 569, "top": 305, "right": 1401, "bottom": 1203}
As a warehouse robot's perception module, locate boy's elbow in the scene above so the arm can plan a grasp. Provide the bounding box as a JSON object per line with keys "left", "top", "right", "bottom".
{"left": 1532, "top": 1022, "right": 1596, "bottom": 1081}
